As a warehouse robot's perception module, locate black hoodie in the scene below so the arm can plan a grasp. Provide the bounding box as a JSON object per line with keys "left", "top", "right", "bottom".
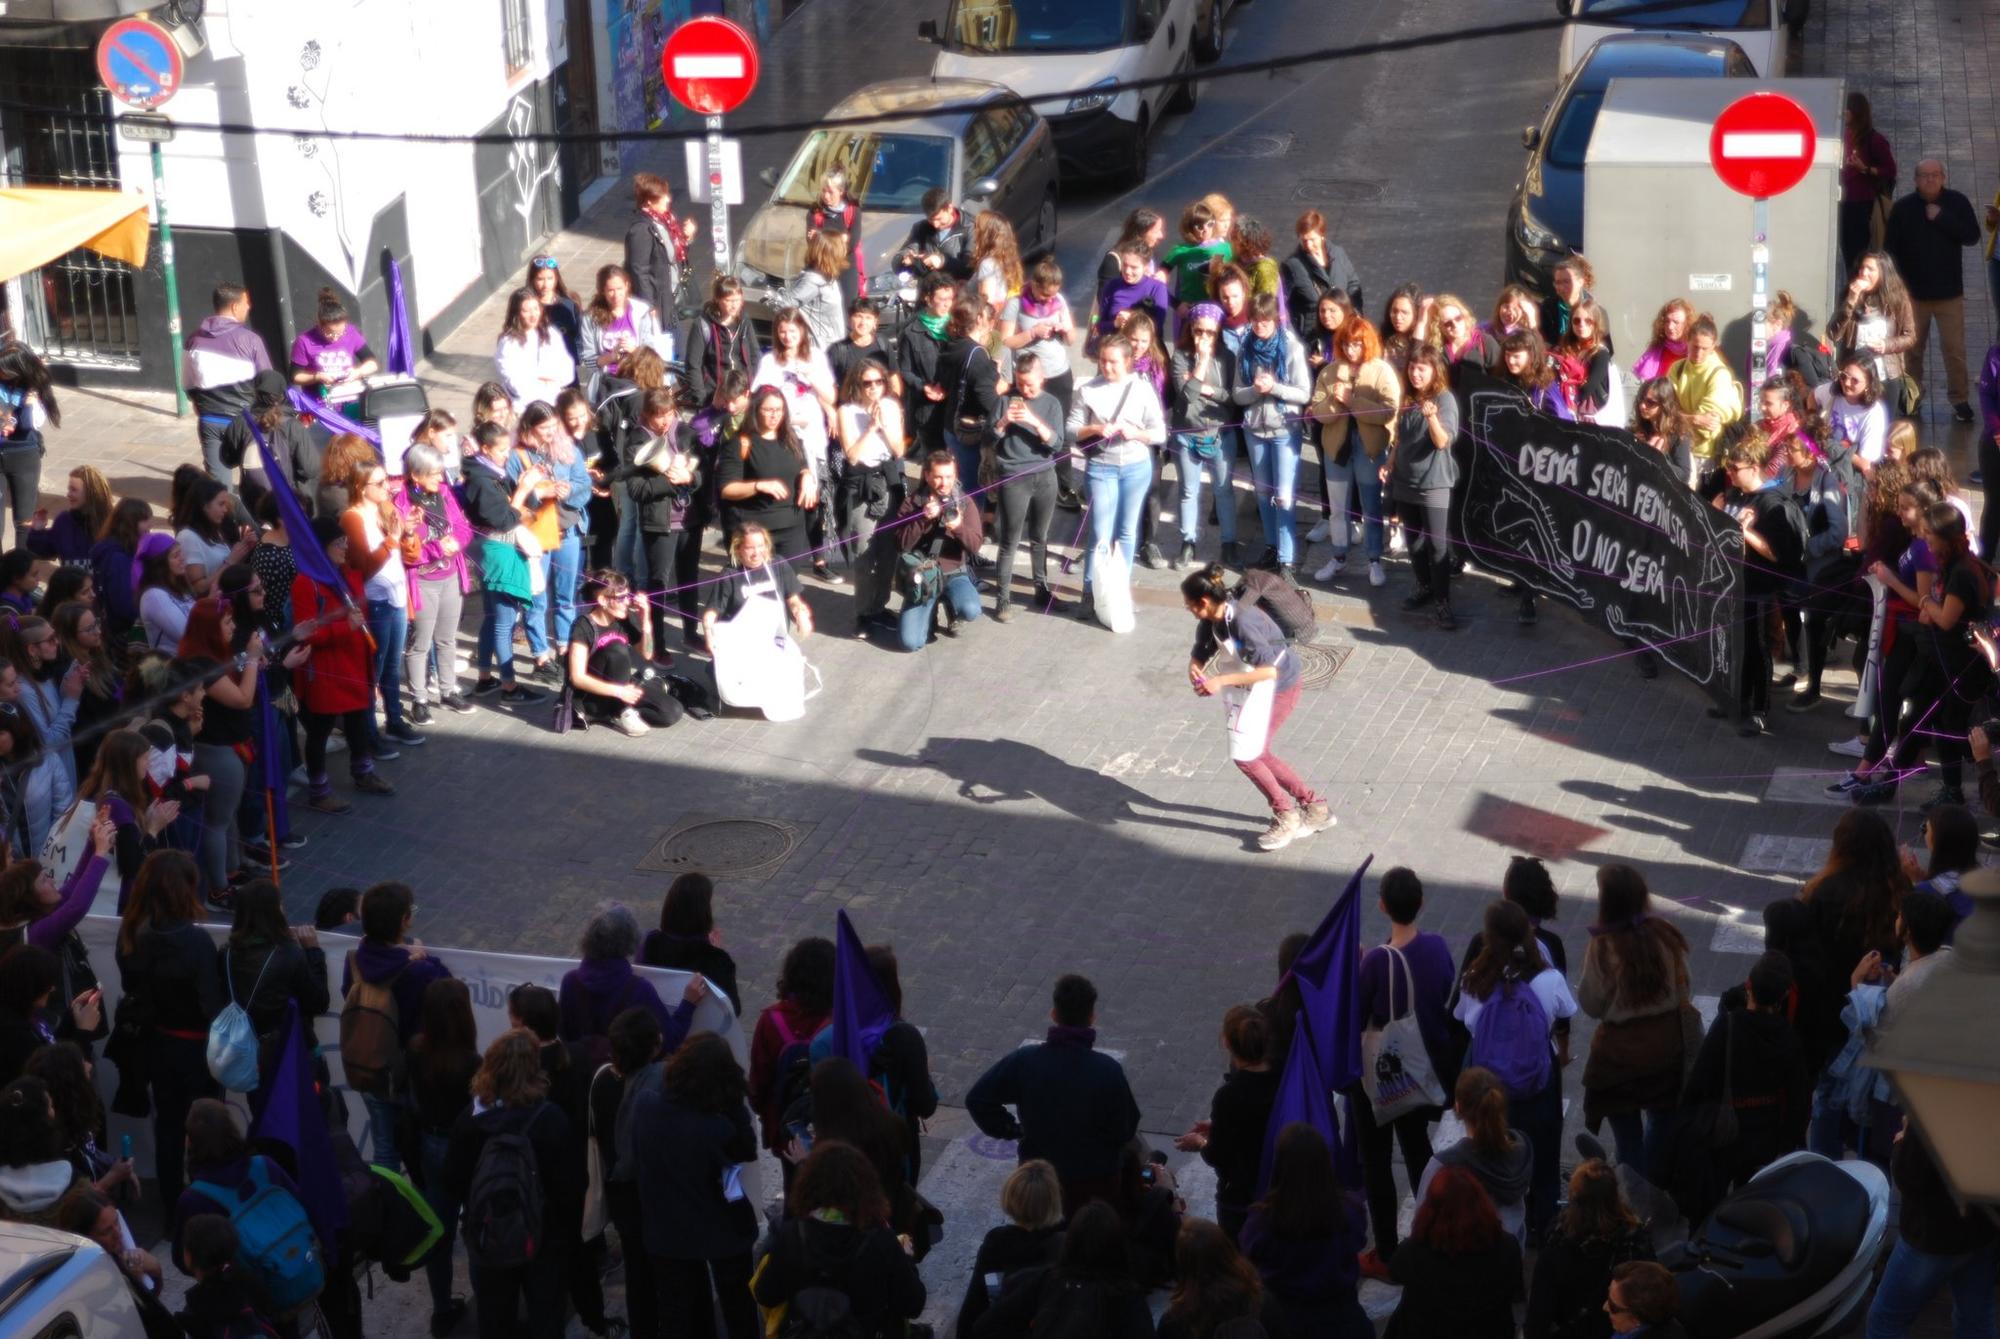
{"left": 751, "top": 1215, "right": 925, "bottom": 1336}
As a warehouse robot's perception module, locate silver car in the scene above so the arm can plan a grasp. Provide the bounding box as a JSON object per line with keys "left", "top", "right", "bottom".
{"left": 0, "top": 1221, "right": 150, "bottom": 1338}
{"left": 734, "top": 76, "right": 1060, "bottom": 324}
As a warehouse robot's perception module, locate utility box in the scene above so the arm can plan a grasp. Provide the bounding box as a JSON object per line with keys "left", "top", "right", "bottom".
{"left": 1585, "top": 78, "right": 1842, "bottom": 382}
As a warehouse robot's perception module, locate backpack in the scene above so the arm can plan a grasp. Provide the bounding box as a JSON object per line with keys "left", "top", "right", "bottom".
{"left": 462, "top": 1105, "right": 549, "bottom": 1271}
{"left": 1784, "top": 335, "right": 1836, "bottom": 389}
{"left": 779, "top": 1286, "right": 865, "bottom": 1339}
{"left": 1464, "top": 975, "right": 1554, "bottom": 1099}
{"left": 191, "top": 1158, "right": 325, "bottom": 1319}
{"left": 208, "top": 948, "right": 274, "bottom": 1093}
{"left": 1233, "top": 568, "right": 1317, "bottom": 643}
{"left": 768, "top": 1011, "right": 818, "bottom": 1134}
{"left": 331, "top": 1125, "right": 444, "bottom": 1280}
{"left": 339, "top": 956, "right": 406, "bottom": 1098}
{"left": 1030, "top": 1277, "right": 1113, "bottom": 1339}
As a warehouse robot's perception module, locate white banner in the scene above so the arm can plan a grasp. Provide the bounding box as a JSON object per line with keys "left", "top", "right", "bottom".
{"left": 75, "top": 913, "right": 744, "bottom": 1174}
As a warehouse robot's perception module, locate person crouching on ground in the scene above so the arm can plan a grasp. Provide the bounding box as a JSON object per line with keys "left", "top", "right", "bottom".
{"left": 565, "top": 569, "right": 683, "bottom": 737}
{"left": 1181, "top": 563, "right": 1334, "bottom": 851}
{"left": 888, "top": 452, "right": 983, "bottom": 651}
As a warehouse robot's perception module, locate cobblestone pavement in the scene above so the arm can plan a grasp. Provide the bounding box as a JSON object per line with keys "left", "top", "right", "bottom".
{"left": 39, "top": 0, "right": 1996, "bottom": 1332}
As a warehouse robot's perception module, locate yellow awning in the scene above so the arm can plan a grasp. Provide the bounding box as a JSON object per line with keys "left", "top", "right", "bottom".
{"left": 0, "top": 186, "right": 151, "bottom": 281}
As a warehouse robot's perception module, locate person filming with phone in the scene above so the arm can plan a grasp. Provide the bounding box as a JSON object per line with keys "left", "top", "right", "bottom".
{"left": 889, "top": 452, "right": 983, "bottom": 652}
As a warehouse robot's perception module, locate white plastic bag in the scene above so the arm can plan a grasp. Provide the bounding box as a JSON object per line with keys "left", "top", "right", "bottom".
{"left": 1092, "top": 543, "right": 1136, "bottom": 634}
{"left": 1217, "top": 653, "right": 1276, "bottom": 761}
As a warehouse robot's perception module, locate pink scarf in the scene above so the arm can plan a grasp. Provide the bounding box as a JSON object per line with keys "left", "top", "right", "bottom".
{"left": 1632, "top": 339, "right": 1687, "bottom": 383}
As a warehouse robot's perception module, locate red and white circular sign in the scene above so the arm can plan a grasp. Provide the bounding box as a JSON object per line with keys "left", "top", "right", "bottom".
{"left": 1708, "top": 92, "right": 1818, "bottom": 199}
{"left": 661, "top": 18, "right": 761, "bottom": 117}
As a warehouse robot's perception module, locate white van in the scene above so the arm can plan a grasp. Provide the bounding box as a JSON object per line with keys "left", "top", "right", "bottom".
{"left": 1555, "top": 0, "right": 1802, "bottom": 76}
{"left": 920, "top": 0, "right": 1200, "bottom": 186}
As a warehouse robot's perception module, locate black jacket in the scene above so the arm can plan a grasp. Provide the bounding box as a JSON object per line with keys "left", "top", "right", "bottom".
{"left": 117, "top": 920, "right": 224, "bottom": 1035}
{"left": 896, "top": 211, "right": 973, "bottom": 280}
{"left": 898, "top": 317, "right": 952, "bottom": 446}
{"left": 219, "top": 936, "right": 327, "bottom": 1079}
{"left": 971, "top": 1266, "right": 1154, "bottom": 1339}
{"left": 638, "top": 931, "right": 741, "bottom": 1015}
{"left": 609, "top": 424, "right": 703, "bottom": 535}
{"left": 752, "top": 1215, "right": 926, "bottom": 1336}
{"left": 965, "top": 1029, "right": 1141, "bottom": 1184}
{"left": 956, "top": 1223, "right": 1063, "bottom": 1336}
{"left": 628, "top": 1088, "right": 758, "bottom": 1260}
{"left": 222, "top": 414, "right": 323, "bottom": 507}
{"left": 1280, "top": 245, "right": 1364, "bottom": 340}
{"left": 458, "top": 463, "right": 521, "bottom": 533}
{"left": 1681, "top": 1007, "right": 1810, "bottom": 1154}
{"left": 1524, "top": 1224, "right": 1654, "bottom": 1339}
{"left": 1200, "top": 1066, "right": 1281, "bottom": 1211}
{"left": 937, "top": 336, "right": 1003, "bottom": 445}
{"left": 683, "top": 314, "right": 759, "bottom": 408}
{"left": 1884, "top": 188, "right": 1982, "bottom": 301}
{"left": 1384, "top": 1235, "right": 1523, "bottom": 1339}
{"left": 623, "top": 214, "right": 682, "bottom": 314}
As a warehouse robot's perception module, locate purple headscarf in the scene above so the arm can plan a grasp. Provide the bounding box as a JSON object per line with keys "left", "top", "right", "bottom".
{"left": 131, "top": 531, "right": 176, "bottom": 594}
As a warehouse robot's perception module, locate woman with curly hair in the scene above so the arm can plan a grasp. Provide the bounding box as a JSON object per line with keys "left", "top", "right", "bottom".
{"left": 1631, "top": 297, "right": 1694, "bottom": 383}
{"left": 1524, "top": 1158, "right": 1653, "bottom": 1339}
{"left": 972, "top": 210, "right": 1024, "bottom": 315}
{"left": 754, "top": 1140, "right": 925, "bottom": 1338}
{"left": 630, "top": 1031, "right": 760, "bottom": 1339}
{"left": 1628, "top": 378, "right": 1694, "bottom": 486}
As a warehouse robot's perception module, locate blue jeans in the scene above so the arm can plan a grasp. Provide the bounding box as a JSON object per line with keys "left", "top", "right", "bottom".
{"left": 1084, "top": 455, "right": 1154, "bottom": 591}
{"left": 361, "top": 1092, "right": 402, "bottom": 1172}
{"left": 897, "top": 569, "right": 982, "bottom": 651}
{"left": 1176, "top": 439, "right": 1236, "bottom": 544}
{"left": 1603, "top": 1107, "right": 1676, "bottom": 1184}
{"left": 613, "top": 497, "right": 647, "bottom": 586}
{"left": 1325, "top": 447, "right": 1386, "bottom": 560}
{"left": 523, "top": 532, "right": 582, "bottom": 657}
{"left": 477, "top": 591, "right": 525, "bottom": 685}
{"left": 420, "top": 1131, "right": 460, "bottom": 1316}
{"left": 367, "top": 598, "right": 409, "bottom": 732}
{"left": 951, "top": 431, "right": 985, "bottom": 492}
{"left": 1247, "top": 430, "right": 1302, "bottom": 565}
{"left": 1508, "top": 1075, "right": 1564, "bottom": 1238}
{"left": 1866, "top": 1238, "right": 1998, "bottom": 1338}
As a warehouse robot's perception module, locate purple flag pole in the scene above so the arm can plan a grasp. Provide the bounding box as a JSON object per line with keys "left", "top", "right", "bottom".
{"left": 830, "top": 909, "right": 895, "bottom": 1074}
{"left": 250, "top": 1002, "right": 348, "bottom": 1247}
{"left": 255, "top": 675, "right": 288, "bottom": 879}
{"left": 386, "top": 256, "right": 414, "bottom": 377}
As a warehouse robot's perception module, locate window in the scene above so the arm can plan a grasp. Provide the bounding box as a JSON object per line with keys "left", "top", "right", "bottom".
{"left": 962, "top": 111, "right": 1008, "bottom": 185}
{"left": 943, "top": 0, "right": 1131, "bottom": 53}
{"left": 501, "top": 0, "right": 534, "bottom": 73}
{"left": 772, "top": 132, "right": 954, "bottom": 211}
{"left": 991, "top": 102, "right": 1034, "bottom": 162}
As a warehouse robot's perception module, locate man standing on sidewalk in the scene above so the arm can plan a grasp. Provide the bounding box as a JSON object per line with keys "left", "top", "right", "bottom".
{"left": 1886, "top": 159, "right": 1982, "bottom": 422}
{"left": 183, "top": 282, "right": 274, "bottom": 487}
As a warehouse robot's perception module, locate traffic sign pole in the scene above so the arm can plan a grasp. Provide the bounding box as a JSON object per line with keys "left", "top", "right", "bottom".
{"left": 1707, "top": 93, "right": 1817, "bottom": 418}
{"left": 152, "top": 138, "right": 187, "bottom": 419}
{"left": 1750, "top": 198, "right": 1770, "bottom": 406}
{"left": 706, "top": 115, "right": 730, "bottom": 276}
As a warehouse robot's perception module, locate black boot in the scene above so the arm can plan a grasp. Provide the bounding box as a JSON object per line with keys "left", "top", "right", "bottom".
{"left": 1402, "top": 587, "right": 1434, "bottom": 611}
{"left": 1434, "top": 599, "right": 1458, "bottom": 631}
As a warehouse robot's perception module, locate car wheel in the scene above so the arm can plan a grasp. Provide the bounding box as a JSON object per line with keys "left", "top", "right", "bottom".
{"left": 1169, "top": 56, "right": 1199, "bottom": 113}
{"left": 1123, "top": 115, "right": 1151, "bottom": 187}
{"left": 1033, "top": 192, "right": 1058, "bottom": 257}
{"left": 1194, "top": 0, "right": 1224, "bottom": 62}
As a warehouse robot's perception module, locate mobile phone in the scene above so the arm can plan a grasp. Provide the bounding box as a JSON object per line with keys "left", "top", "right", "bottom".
{"left": 786, "top": 1120, "right": 814, "bottom": 1153}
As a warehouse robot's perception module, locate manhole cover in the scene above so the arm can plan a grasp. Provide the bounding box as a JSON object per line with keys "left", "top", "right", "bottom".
{"left": 1213, "top": 131, "right": 1296, "bottom": 159}
{"left": 1293, "top": 643, "right": 1350, "bottom": 690}
{"left": 637, "top": 816, "right": 805, "bottom": 879}
{"left": 1293, "top": 177, "right": 1385, "bottom": 202}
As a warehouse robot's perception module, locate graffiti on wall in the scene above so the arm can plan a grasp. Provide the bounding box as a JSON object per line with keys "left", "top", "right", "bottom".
{"left": 287, "top": 37, "right": 363, "bottom": 289}
{"left": 506, "top": 92, "right": 563, "bottom": 225}
{"left": 605, "top": 0, "right": 772, "bottom": 159}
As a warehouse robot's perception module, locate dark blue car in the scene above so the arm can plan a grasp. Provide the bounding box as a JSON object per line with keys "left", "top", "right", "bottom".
{"left": 1506, "top": 33, "right": 1755, "bottom": 295}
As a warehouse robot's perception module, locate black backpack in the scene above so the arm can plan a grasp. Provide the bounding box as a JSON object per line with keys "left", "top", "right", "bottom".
{"left": 462, "top": 1106, "right": 548, "bottom": 1270}
{"left": 779, "top": 1286, "right": 865, "bottom": 1339}
{"left": 1233, "top": 568, "right": 1318, "bottom": 643}
{"left": 1783, "top": 335, "right": 1837, "bottom": 389}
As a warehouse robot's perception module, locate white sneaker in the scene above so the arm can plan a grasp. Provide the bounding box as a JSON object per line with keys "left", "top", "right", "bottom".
{"left": 1313, "top": 553, "right": 1346, "bottom": 582}
{"left": 1369, "top": 561, "right": 1387, "bottom": 587}
{"left": 1306, "top": 519, "right": 1332, "bottom": 543}
{"left": 326, "top": 733, "right": 347, "bottom": 755}
{"left": 1827, "top": 736, "right": 1868, "bottom": 758}
{"left": 1388, "top": 528, "right": 1407, "bottom": 554}
{"left": 614, "top": 708, "right": 651, "bottom": 738}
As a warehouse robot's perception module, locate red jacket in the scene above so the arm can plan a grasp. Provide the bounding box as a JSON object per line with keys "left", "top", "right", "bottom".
{"left": 291, "top": 570, "right": 374, "bottom": 714}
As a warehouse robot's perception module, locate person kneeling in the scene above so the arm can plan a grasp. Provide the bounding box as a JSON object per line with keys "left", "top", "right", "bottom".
{"left": 892, "top": 451, "right": 983, "bottom": 652}
{"left": 704, "top": 523, "right": 817, "bottom": 720}
{"left": 565, "top": 569, "right": 683, "bottom": 737}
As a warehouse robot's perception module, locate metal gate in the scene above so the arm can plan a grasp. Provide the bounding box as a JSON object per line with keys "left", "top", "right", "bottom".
{"left": 0, "top": 46, "right": 142, "bottom": 367}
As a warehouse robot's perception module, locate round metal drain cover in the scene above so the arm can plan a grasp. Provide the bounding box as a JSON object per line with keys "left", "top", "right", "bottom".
{"left": 1293, "top": 643, "right": 1349, "bottom": 690}
{"left": 654, "top": 819, "right": 796, "bottom": 874}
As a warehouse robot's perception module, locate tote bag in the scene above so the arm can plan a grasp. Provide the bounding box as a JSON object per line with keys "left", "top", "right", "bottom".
{"left": 1360, "top": 946, "right": 1446, "bottom": 1121}
{"left": 1091, "top": 543, "right": 1136, "bottom": 634}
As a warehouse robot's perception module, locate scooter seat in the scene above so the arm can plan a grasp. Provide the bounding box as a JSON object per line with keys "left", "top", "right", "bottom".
{"left": 1679, "top": 1159, "right": 1872, "bottom": 1336}
{"left": 1713, "top": 1199, "right": 1805, "bottom": 1268}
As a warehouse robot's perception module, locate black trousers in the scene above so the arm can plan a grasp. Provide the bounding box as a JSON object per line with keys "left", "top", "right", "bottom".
{"left": 1353, "top": 1095, "right": 1436, "bottom": 1261}
{"left": 1739, "top": 593, "right": 1774, "bottom": 714}
{"left": 994, "top": 468, "right": 1057, "bottom": 596}
{"left": 1982, "top": 431, "right": 2000, "bottom": 561}
{"left": 652, "top": 1253, "right": 755, "bottom": 1339}
{"left": 1046, "top": 370, "right": 1077, "bottom": 494}
{"left": 302, "top": 707, "right": 376, "bottom": 780}
{"left": 607, "top": 1185, "right": 657, "bottom": 1339}
{"left": 582, "top": 639, "right": 684, "bottom": 727}
{"left": 1398, "top": 497, "right": 1452, "bottom": 603}
{"left": 1838, "top": 199, "right": 1874, "bottom": 282}
{"left": 642, "top": 527, "right": 703, "bottom": 644}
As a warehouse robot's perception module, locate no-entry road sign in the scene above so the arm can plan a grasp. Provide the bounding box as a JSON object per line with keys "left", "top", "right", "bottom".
{"left": 661, "top": 17, "right": 761, "bottom": 118}
{"left": 1709, "top": 92, "right": 1817, "bottom": 199}
{"left": 97, "top": 16, "right": 184, "bottom": 112}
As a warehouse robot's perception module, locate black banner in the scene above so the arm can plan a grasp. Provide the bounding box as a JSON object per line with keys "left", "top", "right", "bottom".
{"left": 1449, "top": 371, "right": 1743, "bottom": 708}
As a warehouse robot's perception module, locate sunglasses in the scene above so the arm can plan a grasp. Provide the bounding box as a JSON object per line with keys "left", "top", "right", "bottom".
{"left": 861, "top": 377, "right": 885, "bottom": 387}
{"left": 1638, "top": 398, "right": 1660, "bottom": 409}
{"left": 531, "top": 256, "right": 559, "bottom": 270}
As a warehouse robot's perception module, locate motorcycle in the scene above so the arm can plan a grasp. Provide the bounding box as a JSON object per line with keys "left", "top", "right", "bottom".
{"left": 1575, "top": 1136, "right": 1890, "bottom": 1338}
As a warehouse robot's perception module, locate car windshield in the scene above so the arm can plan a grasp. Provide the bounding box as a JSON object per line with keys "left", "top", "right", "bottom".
{"left": 942, "top": 0, "right": 1130, "bottom": 53}
{"left": 1574, "top": 0, "right": 1768, "bottom": 27}
{"left": 1546, "top": 90, "right": 1607, "bottom": 169}
{"left": 772, "top": 131, "right": 954, "bottom": 212}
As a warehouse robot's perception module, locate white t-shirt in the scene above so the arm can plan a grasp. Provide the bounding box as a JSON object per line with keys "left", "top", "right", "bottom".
{"left": 752, "top": 353, "right": 835, "bottom": 458}
{"left": 1453, "top": 966, "right": 1578, "bottom": 1036}
{"left": 1001, "top": 294, "right": 1073, "bottom": 379}
{"left": 175, "top": 529, "right": 233, "bottom": 581}
{"left": 356, "top": 508, "right": 408, "bottom": 608}
{"left": 836, "top": 403, "right": 897, "bottom": 469}
{"left": 140, "top": 587, "right": 195, "bottom": 650}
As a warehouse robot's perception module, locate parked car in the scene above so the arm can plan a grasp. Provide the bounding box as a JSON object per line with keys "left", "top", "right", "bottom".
{"left": 1508, "top": 33, "right": 1756, "bottom": 294}
{"left": 0, "top": 1222, "right": 149, "bottom": 1338}
{"left": 920, "top": 0, "right": 1200, "bottom": 185}
{"left": 733, "top": 77, "right": 1060, "bottom": 335}
{"left": 1555, "top": 0, "right": 1801, "bottom": 76}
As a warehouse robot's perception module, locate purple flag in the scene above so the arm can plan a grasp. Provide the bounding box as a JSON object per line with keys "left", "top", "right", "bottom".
{"left": 1286, "top": 855, "right": 1370, "bottom": 1089}
{"left": 1258, "top": 1015, "right": 1338, "bottom": 1193}
{"left": 250, "top": 1003, "right": 348, "bottom": 1246}
{"left": 386, "top": 256, "right": 414, "bottom": 377}
{"left": 830, "top": 909, "right": 895, "bottom": 1075}
{"left": 285, "top": 387, "right": 382, "bottom": 448}
{"left": 255, "top": 674, "right": 288, "bottom": 842}
{"left": 244, "top": 411, "right": 347, "bottom": 593}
